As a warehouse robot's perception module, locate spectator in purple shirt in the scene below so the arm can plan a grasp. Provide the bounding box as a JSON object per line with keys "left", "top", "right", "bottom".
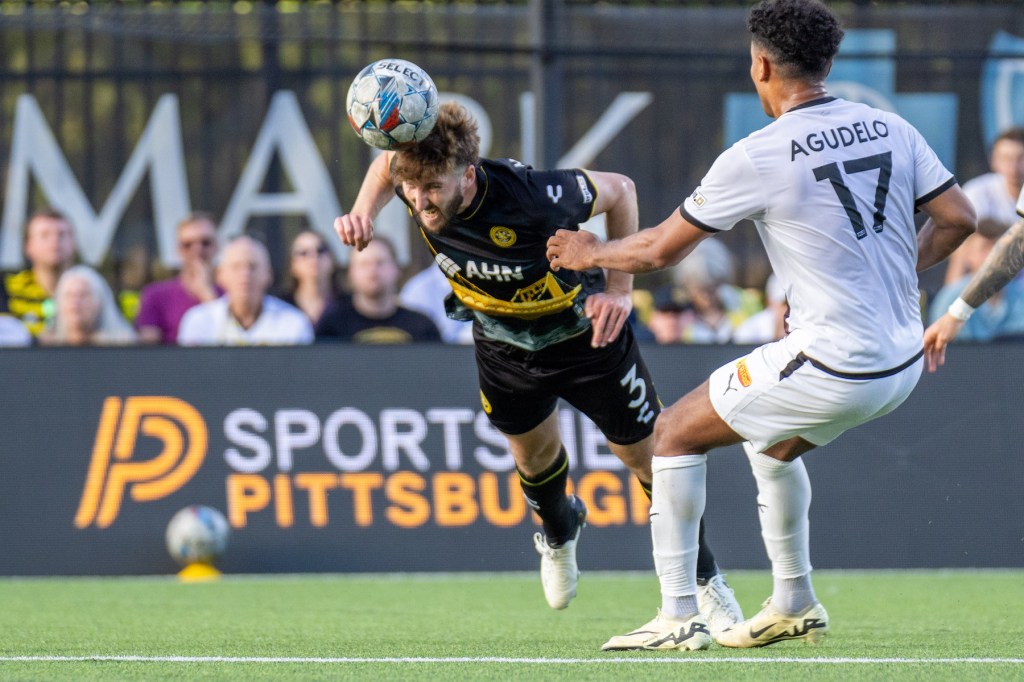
{"left": 135, "top": 213, "right": 221, "bottom": 344}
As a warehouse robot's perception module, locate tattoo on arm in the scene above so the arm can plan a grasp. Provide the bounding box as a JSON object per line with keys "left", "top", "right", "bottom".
{"left": 961, "top": 219, "right": 1024, "bottom": 308}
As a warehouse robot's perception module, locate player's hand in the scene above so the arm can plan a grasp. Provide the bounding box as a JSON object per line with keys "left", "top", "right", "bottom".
{"left": 334, "top": 214, "right": 374, "bottom": 251}
{"left": 585, "top": 290, "right": 632, "bottom": 348}
{"left": 923, "top": 313, "right": 965, "bottom": 373}
{"left": 547, "top": 229, "right": 600, "bottom": 272}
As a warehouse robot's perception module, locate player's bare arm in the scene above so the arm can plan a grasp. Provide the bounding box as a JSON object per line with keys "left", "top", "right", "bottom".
{"left": 335, "top": 151, "right": 396, "bottom": 251}
{"left": 582, "top": 171, "right": 639, "bottom": 348}
{"left": 547, "top": 207, "right": 712, "bottom": 275}
{"left": 916, "top": 184, "right": 975, "bottom": 373}
{"left": 958, "top": 218, "right": 1024, "bottom": 307}
{"left": 923, "top": 217, "right": 1024, "bottom": 372}
{"left": 915, "top": 184, "right": 976, "bottom": 273}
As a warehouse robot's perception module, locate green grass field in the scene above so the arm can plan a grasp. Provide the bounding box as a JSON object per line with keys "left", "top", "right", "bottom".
{"left": 1, "top": 570, "right": 1021, "bottom": 681}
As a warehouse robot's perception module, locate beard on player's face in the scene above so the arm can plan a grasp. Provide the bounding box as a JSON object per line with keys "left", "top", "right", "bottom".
{"left": 412, "top": 190, "right": 463, "bottom": 235}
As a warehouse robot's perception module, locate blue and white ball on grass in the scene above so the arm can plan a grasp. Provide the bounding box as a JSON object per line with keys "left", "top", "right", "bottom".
{"left": 346, "top": 58, "right": 439, "bottom": 150}
{"left": 165, "top": 505, "right": 230, "bottom": 568}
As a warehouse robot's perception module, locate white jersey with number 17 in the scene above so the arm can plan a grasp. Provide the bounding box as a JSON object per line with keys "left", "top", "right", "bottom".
{"left": 681, "top": 97, "right": 954, "bottom": 374}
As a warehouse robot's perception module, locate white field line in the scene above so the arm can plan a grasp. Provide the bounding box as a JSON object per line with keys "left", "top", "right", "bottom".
{"left": 4, "top": 568, "right": 1023, "bottom": 584}
{"left": 1, "top": 655, "right": 1023, "bottom": 665}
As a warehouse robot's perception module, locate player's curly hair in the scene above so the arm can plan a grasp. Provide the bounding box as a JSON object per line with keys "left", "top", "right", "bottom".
{"left": 747, "top": 0, "right": 844, "bottom": 80}
{"left": 391, "top": 102, "right": 480, "bottom": 183}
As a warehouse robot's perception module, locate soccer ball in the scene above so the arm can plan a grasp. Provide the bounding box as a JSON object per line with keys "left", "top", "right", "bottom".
{"left": 165, "top": 505, "right": 230, "bottom": 566}
{"left": 346, "top": 58, "right": 439, "bottom": 150}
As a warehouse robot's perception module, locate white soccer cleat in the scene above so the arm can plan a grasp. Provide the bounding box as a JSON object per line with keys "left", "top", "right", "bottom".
{"left": 601, "top": 610, "right": 713, "bottom": 651}
{"left": 697, "top": 573, "right": 744, "bottom": 636}
{"left": 533, "top": 495, "right": 587, "bottom": 610}
{"left": 715, "top": 598, "right": 829, "bottom": 648}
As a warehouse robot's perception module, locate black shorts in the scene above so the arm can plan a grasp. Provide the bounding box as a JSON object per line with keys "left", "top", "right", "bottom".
{"left": 473, "top": 324, "right": 660, "bottom": 445}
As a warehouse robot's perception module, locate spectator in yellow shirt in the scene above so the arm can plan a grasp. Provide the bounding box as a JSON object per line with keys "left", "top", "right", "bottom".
{"left": 3, "top": 209, "right": 77, "bottom": 337}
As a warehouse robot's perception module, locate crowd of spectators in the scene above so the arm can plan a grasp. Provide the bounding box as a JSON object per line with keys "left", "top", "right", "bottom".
{"left": 6, "top": 123, "right": 1024, "bottom": 349}
{"left": 925, "top": 125, "right": 1024, "bottom": 340}
{"left": 0, "top": 207, "right": 788, "bottom": 349}
{"left": 929, "top": 218, "right": 1024, "bottom": 341}
{"left": 942, "top": 127, "right": 1024, "bottom": 285}
{"left": 0, "top": 210, "right": 452, "bottom": 348}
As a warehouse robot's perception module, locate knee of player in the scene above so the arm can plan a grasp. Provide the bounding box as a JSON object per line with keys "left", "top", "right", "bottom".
{"left": 653, "top": 417, "right": 688, "bottom": 455}
{"left": 510, "top": 436, "right": 564, "bottom": 474}
{"left": 654, "top": 416, "right": 716, "bottom": 456}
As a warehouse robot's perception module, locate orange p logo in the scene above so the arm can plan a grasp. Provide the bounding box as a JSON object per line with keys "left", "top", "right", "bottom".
{"left": 75, "top": 397, "right": 208, "bottom": 528}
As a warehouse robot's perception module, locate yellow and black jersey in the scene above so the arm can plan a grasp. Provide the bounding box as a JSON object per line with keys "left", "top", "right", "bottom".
{"left": 397, "top": 158, "right": 605, "bottom": 351}
{"left": 3, "top": 269, "right": 51, "bottom": 337}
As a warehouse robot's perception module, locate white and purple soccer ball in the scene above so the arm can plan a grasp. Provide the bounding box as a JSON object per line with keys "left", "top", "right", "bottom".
{"left": 165, "top": 505, "right": 230, "bottom": 566}
{"left": 346, "top": 58, "right": 439, "bottom": 150}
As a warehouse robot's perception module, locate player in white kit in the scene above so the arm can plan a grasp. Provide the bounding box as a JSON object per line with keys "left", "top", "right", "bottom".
{"left": 546, "top": 0, "right": 977, "bottom": 651}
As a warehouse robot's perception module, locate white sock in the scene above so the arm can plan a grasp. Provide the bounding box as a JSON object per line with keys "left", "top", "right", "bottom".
{"left": 650, "top": 454, "right": 706, "bottom": 619}
{"left": 773, "top": 574, "right": 816, "bottom": 615}
{"left": 743, "top": 442, "right": 815, "bottom": 612}
{"left": 666, "top": 595, "right": 699, "bottom": 619}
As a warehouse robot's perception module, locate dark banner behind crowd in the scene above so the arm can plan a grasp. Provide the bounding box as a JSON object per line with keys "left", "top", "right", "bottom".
{"left": 0, "top": 343, "right": 1020, "bottom": 576}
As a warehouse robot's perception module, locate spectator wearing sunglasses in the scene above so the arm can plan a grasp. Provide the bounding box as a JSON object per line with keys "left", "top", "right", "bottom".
{"left": 135, "top": 212, "right": 222, "bottom": 344}
{"left": 278, "top": 230, "right": 342, "bottom": 327}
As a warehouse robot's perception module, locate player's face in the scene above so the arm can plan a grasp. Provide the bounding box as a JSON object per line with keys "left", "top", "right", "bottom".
{"left": 400, "top": 166, "right": 471, "bottom": 234}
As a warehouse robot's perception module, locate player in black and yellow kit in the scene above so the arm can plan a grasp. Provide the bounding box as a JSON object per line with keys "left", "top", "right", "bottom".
{"left": 334, "top": 102, "right": 741, "bottom": 630}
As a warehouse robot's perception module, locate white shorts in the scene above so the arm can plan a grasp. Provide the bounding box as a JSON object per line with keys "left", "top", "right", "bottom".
{"left": 708, "top": 335, "right": 923, "bottom": 453}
